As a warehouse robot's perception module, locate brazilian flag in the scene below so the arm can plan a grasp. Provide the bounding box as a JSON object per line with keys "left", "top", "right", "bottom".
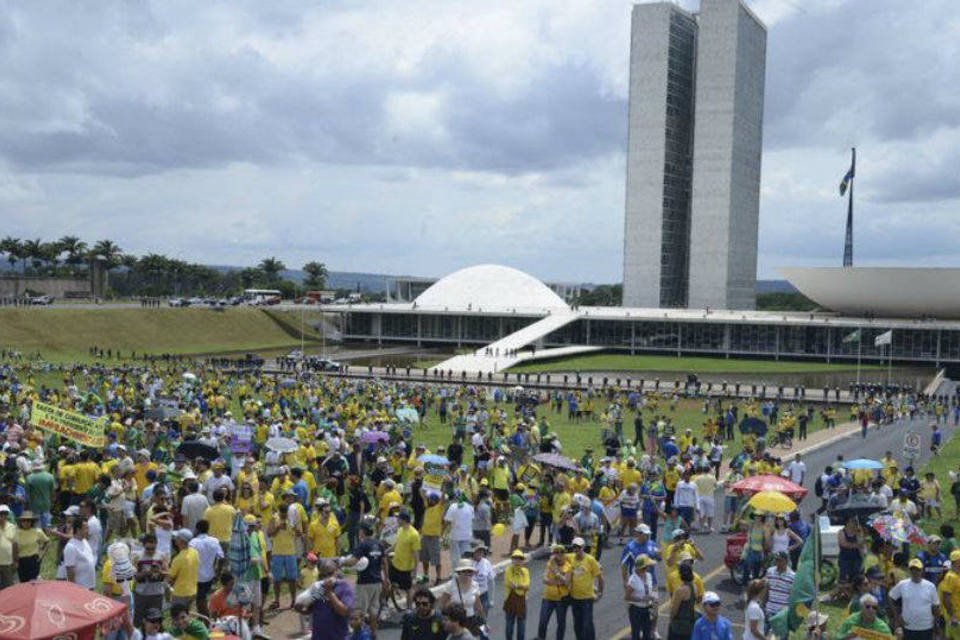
{"left": 770, "top": 519, "right": 820, "bottom": 638}
{"left": 839, "top": 165, "right": 855, "bottom": 196}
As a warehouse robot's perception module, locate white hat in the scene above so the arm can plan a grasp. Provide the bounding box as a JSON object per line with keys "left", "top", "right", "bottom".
{"left": 571, "top": 537, "right": 586, "bottom": 547}
{"left": 63, "top": 505, "right": 81, "bottom": 516}
{"left": 635, "top": 523, "right": 651, "bottom": 535}
{"left": 0, "top": 505, "right": 9, "bottom": 513}
{"left": 702, "top": 591, "right": 721, "bottom": 605}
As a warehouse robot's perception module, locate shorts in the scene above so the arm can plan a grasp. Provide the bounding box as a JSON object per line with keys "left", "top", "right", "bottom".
{"left": 271, "top": 555, "right": 298, "bottom": 582}
{"left": 389, "top": 564, "right": 413, "bottom": 590}
{"left": 698, "top": 496, "right": 715, "bottom": 518}
{"left": 420, "top": 535, "right": 441, "bottom": 565}
{"left": 197, "top": 579, "right": 214, "bottom": 603}
{"left": 620, "top": 508, "right": 638, "bottom": 519}
{"left": 355, "top": 583, "right": 382, "bottom": 618}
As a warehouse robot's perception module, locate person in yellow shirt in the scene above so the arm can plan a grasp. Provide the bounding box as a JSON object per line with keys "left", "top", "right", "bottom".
{"left": 504, "top": 549, "right": 530, "bottom": 640}
{"left": 133, "top": 450, "right": 158, "bottom": 493}
{"left": 419, "top": 492, "right": 445, "bottom": 584}
{"left": 168, "top": 530, "right": 200, "bottom": 609}
{"left": 940, "top": 550, "right": 960, "bottom": 638}
{"left": 664, "top": 552, "right": 705, "bottom": 597}
{"left": 267, "top": 510, "right": 299, "bottom": 610}
{"left": 236, "top": 482, "right": 259, "bottom": 515}
{"left": 202, "top": 490, "right": 236, "bottom": 546}
{"left": 567, "top": 537, "right": 603, "bottom": 638}
{"left": 308, "top": 500, "right": 341, "bottom": 559}
{"left": 73, "top": 451, "right": 100, "bottom": 496}
{"left": 552, "top": 487, "right": 573, "bottom": 525}
{"left": 378, "top": 480, "right": 402, "bottom": 520}
{"left": 540, "top": 543, "right": 572, "bottom": 639}
{"left": 390, "top": 511, "right": 421, "bottom": 607}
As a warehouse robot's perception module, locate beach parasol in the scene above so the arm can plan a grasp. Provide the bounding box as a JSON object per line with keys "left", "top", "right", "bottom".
{"left": 182, "top": 372, "right": 197, "bottom": 383}
{"left": 842, "top": 459, "right": 884, "bottom": 471}
{"left": 176, "top": 440, "right": 219, "bottom": 461}
{"left": 418, "top": 454, "right": 450, "bottom": 466}
{"left": 360, "top": 430, "right": 390, "bottom": 444}
{"left": 738, "top": 417, "right": 768, "bottom": 436}
{"left": 265, "top": 437, "right": 298, "bottom": 453}
{"left": 532, "top": 452, "right": 579, "bottom": 472}
{"left": 0, "top": 580, "right": 127, "bottom": 640}
{"left": 395, "top": 407, "right": 419, "bottom": 423}
{"left": 868, "top": 513, "right": 927, "bottom": 545}
{"left": 731, "top": 474, "right": 808, "bottom": 499}
{"left": 747, "top": 490, "right": 797, "bottom": 514}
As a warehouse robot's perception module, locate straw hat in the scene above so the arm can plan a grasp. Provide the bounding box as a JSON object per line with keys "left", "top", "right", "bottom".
{"left": 454, "top": 559, "right": 477, "bottom": 573}
{"left": 17, "top": 511, "right": 37, "bottom": 522}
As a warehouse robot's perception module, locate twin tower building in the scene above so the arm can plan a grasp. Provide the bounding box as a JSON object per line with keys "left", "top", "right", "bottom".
{"left": 622, "top": 0, "right": 766, "bottom": 310}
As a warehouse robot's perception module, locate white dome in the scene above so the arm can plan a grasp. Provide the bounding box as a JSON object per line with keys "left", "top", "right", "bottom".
{"left": 413, "top": 264, "right": 569, "bottom": 311}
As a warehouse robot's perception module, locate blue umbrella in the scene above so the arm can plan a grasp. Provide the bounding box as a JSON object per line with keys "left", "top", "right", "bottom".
{"left": 842, "top": 458, "right": 884, "bottom": 470}
{"left": 418, "top": 454, "right": 450, "bottom": 466}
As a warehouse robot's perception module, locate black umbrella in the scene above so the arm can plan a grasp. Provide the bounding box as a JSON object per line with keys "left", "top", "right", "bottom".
{"left": 739, "top": 416, "right": 768, "bottom": 436}
{"left": 827, "top": 495, "right": 886, "bottom": 526}
{"left": 177, "top": 440, "right": 219, "bottom": 461}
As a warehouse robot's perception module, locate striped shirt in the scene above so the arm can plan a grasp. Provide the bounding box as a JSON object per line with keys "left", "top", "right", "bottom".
{"left": 764, "top": 566, "right": 795, "bottom": 618}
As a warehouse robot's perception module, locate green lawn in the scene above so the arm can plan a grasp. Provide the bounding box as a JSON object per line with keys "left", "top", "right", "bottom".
{"left": 0, "top": 307, "right": 320, "bottom": 362}
{"left": 508, "top": 353, "right": 882, "bottom": 374}
{"left": 910, "top": 422, "right": 960, "bottom": 534}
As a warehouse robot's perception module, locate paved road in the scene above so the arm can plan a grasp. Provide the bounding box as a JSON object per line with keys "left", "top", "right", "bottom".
{"left": 377, "top": 413, "right": 955, "bottom": 640}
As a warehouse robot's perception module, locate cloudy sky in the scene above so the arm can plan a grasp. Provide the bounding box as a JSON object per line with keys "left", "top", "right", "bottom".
{"left": 1, "top": 0, "right": 958, "bottom": 283}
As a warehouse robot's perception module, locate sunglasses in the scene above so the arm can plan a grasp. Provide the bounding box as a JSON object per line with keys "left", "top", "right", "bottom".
{"left": 862, "top": 604, "right": 876, "bottom": 610}
{"left": 705, "top": 601, "right": 721, "bottom": 607}
{"left": 415, "top": 600, "right": 432, "bottom": 607}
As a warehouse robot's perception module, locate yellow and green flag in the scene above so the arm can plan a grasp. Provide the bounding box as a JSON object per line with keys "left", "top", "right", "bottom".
{"left": 30, "top": 401, "right": 108, "bottom": 448}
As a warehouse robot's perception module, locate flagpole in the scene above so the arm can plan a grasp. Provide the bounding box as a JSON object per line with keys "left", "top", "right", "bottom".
{"left": 843, "top": 147, "right": 855, "bottom": 267}
{"left": 856, "top": 327, "right": 862, "bottom": 388}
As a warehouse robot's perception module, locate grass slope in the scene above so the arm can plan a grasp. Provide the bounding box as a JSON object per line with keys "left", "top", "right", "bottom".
{"left": 0, "top": 308, "right": 309, "bottom": 360}
{"left": 509, "top": 353, "right": 880, "bottom": 374}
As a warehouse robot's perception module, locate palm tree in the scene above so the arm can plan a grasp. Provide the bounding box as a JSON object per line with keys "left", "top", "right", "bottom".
{"left": 91, "top": 239, "right": 123, "bottom": 270}
{"left": 258, "top": 257, "right": 286, "bottom": 284}
{"left": 302, "top": 261, "right": 328, "bottom": 290}
{"left": 0, "top": 237, "right": 21, "bottom": 272}
{"left": 58, "top": 236, "right": 88, "bottom": 274}
{"left": 22, "top": 238, "right": 43, "bottom": 273}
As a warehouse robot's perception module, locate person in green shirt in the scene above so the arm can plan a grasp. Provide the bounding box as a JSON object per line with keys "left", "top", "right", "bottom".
{"left": 170, "top": 603, "right": 209, "bottom": 640}
{"left": 25, "top": 461, "right": 55, "bottom": 528}
{"left": 835, "top": 594, "right": 892, "bottom": 639}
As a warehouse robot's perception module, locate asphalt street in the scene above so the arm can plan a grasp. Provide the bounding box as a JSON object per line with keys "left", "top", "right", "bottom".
{"left": 378, "top": 413, "right": 956, "bottom": 640}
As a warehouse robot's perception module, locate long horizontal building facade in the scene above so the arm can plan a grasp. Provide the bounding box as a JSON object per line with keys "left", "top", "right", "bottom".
{"left": 323, "top": 265, "right": 960, "bottom": 370}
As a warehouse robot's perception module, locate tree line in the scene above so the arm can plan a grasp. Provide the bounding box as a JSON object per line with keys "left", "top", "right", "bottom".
{"left": 0, "top": 236, "right": 328, "bottom": 299}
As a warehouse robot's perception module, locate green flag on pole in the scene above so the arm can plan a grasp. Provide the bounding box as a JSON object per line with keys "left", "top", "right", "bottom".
{"left": 842, "top": 329, "right": 861, "bottom": 344}
{"left": 770, "top": 519, "right": 820, "bottom": 639}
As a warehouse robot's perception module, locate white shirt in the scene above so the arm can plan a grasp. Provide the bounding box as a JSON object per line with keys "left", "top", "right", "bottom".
{"left": 890, "top": 578, "right": 939, "bottom": 630}
{"left": 473, "top": 557, "right": 495, "bottom": 597}
{"left": 743, "top": 600, "right": 765, "bottom": 640}
{"left": 87, "top": 515, "right": 103, "bottom": 555}
{"left": 787, "top": 461, "right": 806, "bottom": 484}
{"left": 673, "top": 480, "right": 698, "bottom": 508}
{"left": 444, "top": 503, "right": 475, "bottom": 541}
{"left": 64, "top": 538, "right": 97, "bottom": 589}
{"left": 444, "top": 579, "right": 479, "bottom": 613}
{"left": 181, "top": 493, "right": 211, "bottom": 532}
{"left": 627, "top": 571, "right": 654, "bottom": 607}
{"left": 203, "top": 475, "right": 234, "bottom": 503}
{"left": 189, "top": 533, "right": 225, "bottom": 583}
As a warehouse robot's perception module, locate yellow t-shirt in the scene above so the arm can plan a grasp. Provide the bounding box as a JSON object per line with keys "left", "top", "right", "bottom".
{"left": 391, "top": 526, "right": 421, "bottom": 572}
{"left": 101, "top": 558, "right": 124, "bottom": 596}
{"left": 15, "top": 527, "right": 47, "bottom": 557}
{"left": 552, "top": 491, "right": 572, "bottom": 522}
{"left": 665, "top": 567, "right": 705, "bottom": 598}
{"left": 259, "top": 492, "right": 276, "bottom": 522}
{"left": 170, "top": 547, "right": 199, "bottom": 597}
{"left": 379, "top": 490, "right": 402, "bottom": 519}
{"left": 543, "top": 559, "right": 571, "bottom": 601}
{"left": 504, "top": 565, "right": 530, "bottom": 598}
{"left": 204, "top": 503, "right": 237, "bottom": 543}
{"left": 567, "top": 553, "right": 601, "bottom": 600}
{"left": 271, "top": 517, "right": 298, "bottom": 556}
{"left": 939, "top": 570, "right": 960, "bottom": 617}
{"left": 421, "top": 503, "right": 444, "bottom": 537}
{"left": 73, "top": 461, "right": 100, "bottom": 494}
{"left": 620, "top": 468, "right": 642, "bottom": 488}
{"left": 308, "top": 516, "right": 341, "bottom": 558}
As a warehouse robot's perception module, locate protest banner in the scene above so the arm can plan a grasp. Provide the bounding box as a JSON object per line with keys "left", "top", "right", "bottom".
{"left": 30, "top": 401, "right": 107, "bottom": 447}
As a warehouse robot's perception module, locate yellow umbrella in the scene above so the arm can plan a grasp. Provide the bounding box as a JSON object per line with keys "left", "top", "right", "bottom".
{"left": 748, "top": 490, "right": 797, "bottom": 514}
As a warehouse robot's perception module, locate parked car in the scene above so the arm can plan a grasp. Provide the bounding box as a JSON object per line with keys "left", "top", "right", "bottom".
{"left": 168, "top": 298, "right": 189, "bottom": 307}
{"left": 29, "top": 295, "right": 53, "bottom": 305}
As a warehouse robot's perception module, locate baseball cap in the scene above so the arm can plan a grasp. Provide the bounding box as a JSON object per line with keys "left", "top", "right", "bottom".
{"left": 571, "top": 537, "right": 586, "bottom": 548}
{"left": 63, "top": 505, "right": 81, "bottom": 516}
{"left": 0, "top": 505, "right": 9, "bottom": 513}
{"left": 635, "top": 523, "right": 651, "bottom": 535}
{"left": 551, "top": 543, "right": 566, "bottom": 553}
{"left": 173, "top": 529, "right": 193, "bottom": 542}
{"left": 951, "top": 550, "right": 960, "bottom": 562}
{"left": 929, "top": 535, "right": 943, "bottom": 543}
{"left": 243, "top": 514, "right": 258, "bottom": 525}
{"left": 702, "top": 591, "right": 721, "bottom": 605}
{"left": 908, "top": 558, "right": 923, "bottom": 570}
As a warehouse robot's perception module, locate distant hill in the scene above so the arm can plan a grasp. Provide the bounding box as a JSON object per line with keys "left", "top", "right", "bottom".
{"left": 756, "top": 279, "right": 797, "bottom": 294}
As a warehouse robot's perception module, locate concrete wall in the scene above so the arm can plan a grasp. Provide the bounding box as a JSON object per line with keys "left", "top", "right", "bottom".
{"left": 687, "top": 0, "right": 765, "bottom": 310}
{"left": 0, "top": 275, "right": 91, "bottom": 298}
{"left": 622, "top": 3, "right": 675, "bottom": 308}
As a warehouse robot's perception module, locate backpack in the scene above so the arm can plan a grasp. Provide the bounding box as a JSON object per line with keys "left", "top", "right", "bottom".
{"left": 814, "top": 475, "right": 824, "bottom": 498}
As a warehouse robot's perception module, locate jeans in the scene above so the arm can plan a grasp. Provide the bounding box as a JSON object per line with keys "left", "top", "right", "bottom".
{"left": 537, "top": 598, "right": 569, "bottom": 640}
{"left": 743, "top": 549, "right": 765, "bottom": 583}
{"left": 628, "top": 606, "right": 652, "bottom": 640}
{"left": 506, "top": 612, "right": 526, "bottom": 640}
{"left": 570, "top": 599, "right": 595, "bottom": 640}
{"left": 451, "top": 539, "right": 472, "bottom": 569}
